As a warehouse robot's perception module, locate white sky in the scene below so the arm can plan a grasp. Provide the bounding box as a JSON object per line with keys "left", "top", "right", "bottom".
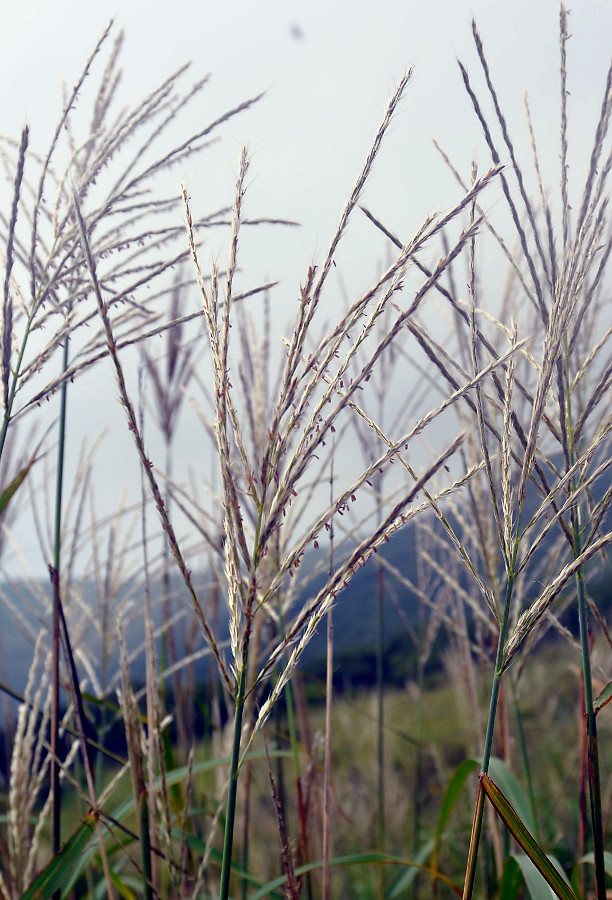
{"left": 0, "top": 0, "right": 611, "bottom": 575}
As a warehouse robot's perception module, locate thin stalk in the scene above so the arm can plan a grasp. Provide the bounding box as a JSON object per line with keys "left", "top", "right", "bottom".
{"left": 570, "top": 500, "right": 606, "bottom": 899}
{"left": 277, "top": 600, "right": 313, "bottom": 900}
{"left": 139, "top": 789, "right": 154, "bottom": 900}
{"left": 376, "top": 562, "right": 385, "bottom": 900}
{"left": 50, "top": 598, "right": 60, "bottom": 900}
{"left": 322, "top": 603, "right": 333, "bottom": 900}
{"left": 240, "top": 755, "right": 252, "bottom": 900}
{"left": 564, "top": 341, "right": 606, "bottom": 900}
{"left": 51, "top": 328, "right": 70, "bottom": 899}
{"left": 323, "top": 455, "right": 335, "bottom": 900}
{"left": 219, "top": 667, "right": 246, "bottom": 900}
{"left": 575, "top": 560, "right": 606, "bottom": 900}
{"left": 463, "top": 566, "right": 517, "bottom": 900}
{"left": 284, "top": 668, "right": 314, "bottom": 900}
{"left": 412, "top": 652, "right": 424, "bottom": 900}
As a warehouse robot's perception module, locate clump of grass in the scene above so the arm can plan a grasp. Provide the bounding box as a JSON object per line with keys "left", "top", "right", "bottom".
{"left": 0, "top": 7, "right": 609, "bottom": 900}
{"left": 74, "top": 50, "right": 515, "bottom": 894}
{"left": 419, "top": 9, "right": 612, "bottom": 899}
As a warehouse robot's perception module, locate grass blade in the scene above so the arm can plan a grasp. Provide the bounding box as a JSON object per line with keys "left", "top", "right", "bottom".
{"left": 0, "top": 452, "right": 36, "bottom": 515}
{"left": 480, "top": 774, "right": 578, "bottom": 900}
{"left": 499, "top": 856, "right": 525, "bottom": 900}
{"left": 513, "top": 853, "right": 570, "bottom": 900}
{"left": 248, "top": 852, "right": 463, "bottom": 900}
{"left": 20, "top": 811, "right": 98, "bottom": 900}
{"left": 594, "top": 682, "right": 612, "bottom": 714}
{"left": 432, "top": 758, "right": 479, "bottom": 885}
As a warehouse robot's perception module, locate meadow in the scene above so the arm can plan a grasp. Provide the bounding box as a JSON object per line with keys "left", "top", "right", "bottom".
{"left": 0, "top": 7, "right": 610, "bottom": 899}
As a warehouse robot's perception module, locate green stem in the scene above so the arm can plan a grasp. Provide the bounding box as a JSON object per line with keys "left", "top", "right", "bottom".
{"left": 463, "top": 569, "right": 516, "bottom": 900}
{"left": 219, "top": 668, "right": 246, "bottom": 900}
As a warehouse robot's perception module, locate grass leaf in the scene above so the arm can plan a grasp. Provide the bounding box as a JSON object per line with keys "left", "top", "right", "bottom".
{"left": 20, "top": 811, "right": 98, "bottom": 899}
{"left": 430, "top": 759, "right": 479, "bottom": 882}
{"left": 488, "top": 757, "right": 537, "bottom": 835}
{"left": 513, "top": 853, "right": 570, "bottom": 900}
{"left": 499, "top": 856, "right": 525, "bottom": 900}
{"left": 480, "top": 774, "right": 578, "bottom": 900}
{"left": 594, "top": 681, "right": 612, "bottom": 714}
{"left": 0, "top": 453, "right": 36, "bottom": 515}
{"left": 387, "top": 839, "right": 435, "bottom": 898}
{"left": 248, "top": 852, "right": 462, "bottom": 900}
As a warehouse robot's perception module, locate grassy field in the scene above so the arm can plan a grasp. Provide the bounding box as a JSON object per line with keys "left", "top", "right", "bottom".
{"left": 0, "top": 7, "right": 610, "bottom": 900}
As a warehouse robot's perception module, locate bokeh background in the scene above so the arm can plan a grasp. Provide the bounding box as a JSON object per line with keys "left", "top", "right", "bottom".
{"left": 1, "top": 0, "right": 610, "bottom": 572}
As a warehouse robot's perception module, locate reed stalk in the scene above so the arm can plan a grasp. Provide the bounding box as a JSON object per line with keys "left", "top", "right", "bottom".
{"left": 50, "top": 326, "right": 71, "bottom": 900}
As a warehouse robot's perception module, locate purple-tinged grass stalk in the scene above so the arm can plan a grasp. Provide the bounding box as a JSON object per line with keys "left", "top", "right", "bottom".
{"left": 117, "top": 622, "right": 153, "bottom": 900}
{"left": 49, "top": 572, "right": 116, "bottom": 898}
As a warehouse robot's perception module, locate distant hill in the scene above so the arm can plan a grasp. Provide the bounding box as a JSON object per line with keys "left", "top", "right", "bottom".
{"left": 0, "top": 495, "right": 609, "bottom": 705}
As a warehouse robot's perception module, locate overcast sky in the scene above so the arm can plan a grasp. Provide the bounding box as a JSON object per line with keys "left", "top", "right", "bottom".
{"left": 1, "top": 0, "right": 611, "bottom": 575}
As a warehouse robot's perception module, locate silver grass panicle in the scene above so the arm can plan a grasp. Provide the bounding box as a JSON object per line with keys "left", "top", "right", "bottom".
{"left": 559, "top": 4, "right": 570, "bottom": 253}
{"left": 179, "top": 75, "right": 507, "bottom": 896}
{"left": 0, "top": 20, "right": 273, "bottom": 466}
{"left": 22, "top": 278, "right": 279, "bottom": 412}
{"left": 2, "top": 126, "right": 28, "bottom": 416}
{"left": 469, "top": 162, "right": 506, "bottom": 573}
{"left": 289, "top": 66, "right": 413, "bottom": 357}
{"left": 442, "top": 9, "right": 612, "bottom": 647}
{"left": 250, "top": 333, "right": 521, "bottom": 635}
{"left": 245, "top": 437, "right": 467, "bottom": 759}
{"left": 503, "top": 529, "right": 612, "bottom": 670}
{"left": 6, "top": 632, "right": 51, "bottom": 896}
{"left": 72, "top": 189, "right": 233, "bottom": 691}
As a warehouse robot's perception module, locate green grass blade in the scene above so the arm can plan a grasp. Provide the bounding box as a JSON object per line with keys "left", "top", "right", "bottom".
{"left": 20, "top": 811, "right": 98, "bottom": 899}
{"left": 108, "top": 867, "right": 140, "bottom": 900}
{"left": 488, "top": 757, "right": 537, "bottom": 835}
{"left": 387, "top": 839, "right": 434, "bottom": 898}
{"left": 481, "top": 774, "right": 578, "bottom": 900}
{"left": 576, "top": 851, "right": 612, "bottom": 876}
{"left": 110, "top": 748, "right": 294, "bottom": 823}
{"left": 59, "top": 750, "right": 294, "bottom": 895}
{"left": 572, "top": 852, "right": 612, "bottom": 899}
{"left": 248, "top": 852, "right": 463, "bottom": 900}
{"left": 513, "top": 854, "right": 572, "bottom": 900}
{"left": 431, "top": 758, "right": 479, "bottom": 880}
{"left": 178, "top": 832, "right": 283, "bottom": 896}
{"left": 0, "top": 453, "right": 36, "bottom": 514}
{"left": 499, "top": 856, "right": 524, "bottom": 900}
{"left": 593, "top": 681, "right": 612, "bottom": 714}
